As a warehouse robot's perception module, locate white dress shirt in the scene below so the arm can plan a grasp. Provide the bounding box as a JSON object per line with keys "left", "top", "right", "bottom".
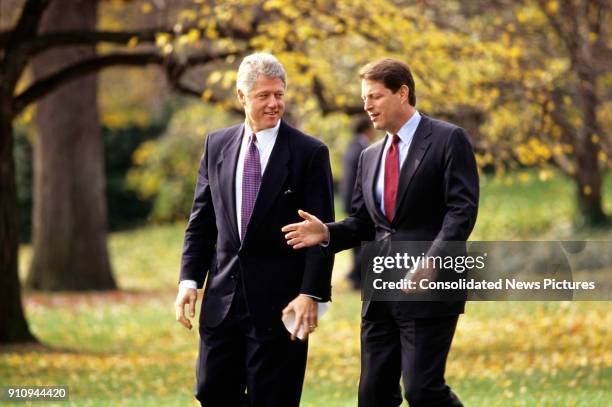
{"left": 374, "top": 110, "right": 421, "bottom": 214}
{"left": 236, "top": 120, "right": 280, "bottom": 240}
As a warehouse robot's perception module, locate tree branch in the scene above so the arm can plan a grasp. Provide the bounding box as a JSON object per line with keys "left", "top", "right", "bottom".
{"left": 173, "top": 82, "right": 202, "bottom": 98}
{"left": 26, "top": 29, "right": 165, "bottom": 53}
{"left": 173, "top": 82, "right": 243, "bottom": 115}
{"left": 184, "top": 50, "right": 239, "bottom": 67}
{"left": 13, "top": 52, "right": 164, "bottom": 114}
{"left": 19, "top": 8, "right": 263, "bottom": 56}
{"left": 164, "top": 50, "right": 243, "bottom": 94}
{"left": 2, "top": 0, "right": 50, "bottom": 89}
{"left": 12, "top": 49, "right": 243, "bottom": 116}
{"left": 5, "top": 0, "right": 50, "bottom": 49}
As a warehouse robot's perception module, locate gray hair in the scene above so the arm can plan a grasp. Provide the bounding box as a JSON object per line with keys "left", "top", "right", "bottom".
{"left": 236, "top": 53, "right": 287, "bottom": 94}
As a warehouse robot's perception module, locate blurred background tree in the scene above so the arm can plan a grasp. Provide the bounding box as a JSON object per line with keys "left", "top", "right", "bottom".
{"left": 27, "top": 0, "right": 116, "bottom": 291}
{"left": 127, "top": 102, "right": 240, "bottom": 222}
{"left": 444, "top": 0, "right": 611, "bottom": 227}
{"left": 129, "top": 0, "right": 610, "bottom": 226}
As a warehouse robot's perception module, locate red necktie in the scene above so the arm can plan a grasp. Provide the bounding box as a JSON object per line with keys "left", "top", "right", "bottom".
{"left": 384, "top": 134, "right": 400, "bottom": 222}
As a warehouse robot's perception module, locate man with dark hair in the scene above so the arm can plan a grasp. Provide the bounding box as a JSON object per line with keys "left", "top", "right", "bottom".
{"left": 175, "top": 53, "right": 334, "bottom": 406}
{"left": 341, "top": 117, "right": 375, "bottom": 289}
{"left": 283, "top": 58, "right": 479, "bottom": 406}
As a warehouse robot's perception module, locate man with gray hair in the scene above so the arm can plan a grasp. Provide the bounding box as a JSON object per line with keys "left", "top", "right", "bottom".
{"left": 175, "top": 52, "right": 334, "bottom": 406}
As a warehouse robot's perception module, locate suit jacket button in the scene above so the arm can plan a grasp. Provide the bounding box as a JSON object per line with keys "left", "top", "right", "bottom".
{"left": 230, "top": 274, "right": 236, "bottom": 280}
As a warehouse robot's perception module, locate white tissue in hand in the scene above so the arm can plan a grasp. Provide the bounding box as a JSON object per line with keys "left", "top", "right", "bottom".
{"left": 281, "top": 303, "right": 330, "bottom": 340}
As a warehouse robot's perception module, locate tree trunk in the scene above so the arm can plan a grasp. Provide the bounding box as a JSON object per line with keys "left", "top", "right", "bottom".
{"left": 574, "top": 173, "right": 607, "bottom": 227}
{"left": 572, "top": 29, "right": 609, "bottom": 227}
{"left": 27, "top": 0, "right": 116, "bottom": 290}
{"left": 574, "top": 75, "right": 606, "bottom": 227}
{"left": 0, "top": 97, "right": 36, "bottom": 343}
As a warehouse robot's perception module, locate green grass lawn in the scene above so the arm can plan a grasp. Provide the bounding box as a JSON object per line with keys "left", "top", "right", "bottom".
{"left": 3, "top": 170, "right": 611, "bottom": 406}
{"left": 472, "top": 169, "right": 612, "bottom": 240}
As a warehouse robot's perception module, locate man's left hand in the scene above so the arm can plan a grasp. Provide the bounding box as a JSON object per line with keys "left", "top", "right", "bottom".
{"left": 282, "top": 294, "right": 318, "bottom": 341}
{"left": 402, "top": 265, "right": 438, "bottom": 294}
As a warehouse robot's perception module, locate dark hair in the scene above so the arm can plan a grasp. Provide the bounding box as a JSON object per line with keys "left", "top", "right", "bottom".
{"left": 353, "top": 117, "right": 372, "bottom": 135}
{"left": 359, "top": 58, "right": 416, "bottom": 106}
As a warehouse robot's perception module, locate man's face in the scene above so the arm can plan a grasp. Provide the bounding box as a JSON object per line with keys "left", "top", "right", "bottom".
{"left": 237, "top": 75, "right": 285, "bottom": 133}
{"left": 361, "top": 79, "right": 408, "bottom": 133}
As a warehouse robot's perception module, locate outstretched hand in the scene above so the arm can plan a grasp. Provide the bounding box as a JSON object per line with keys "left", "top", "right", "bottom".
{"left": 281, "top": 210, "right": 329, "bottom": 249}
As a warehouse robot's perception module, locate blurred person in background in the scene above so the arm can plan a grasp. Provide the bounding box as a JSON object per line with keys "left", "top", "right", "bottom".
{"left": 341, "top": 117, "right": 375, "bottom": 290}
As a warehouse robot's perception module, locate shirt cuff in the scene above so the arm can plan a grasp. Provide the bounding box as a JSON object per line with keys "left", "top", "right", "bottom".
{"left": 179, "top": 280, "right": 198, "bottom": 290}
{"left": 301, "top": 294, "right": 323, "bottom": 301}
{"left": 319, "top": 224, "right": 330, "bottom": 247}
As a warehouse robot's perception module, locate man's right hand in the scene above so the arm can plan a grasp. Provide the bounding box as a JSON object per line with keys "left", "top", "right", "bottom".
{"left": 281, "top": 210, "right": 329, "bottom": 249}
{"left": 175, "top": 287, "right": 197, "bottom": 330}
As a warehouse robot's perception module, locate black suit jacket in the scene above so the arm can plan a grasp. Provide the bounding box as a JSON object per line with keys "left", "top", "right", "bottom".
{"left": 180, "top": 120, "right": 335, "bottom": 331}
{"left": 327, "top": 114, "right": 479, "bottom": 318}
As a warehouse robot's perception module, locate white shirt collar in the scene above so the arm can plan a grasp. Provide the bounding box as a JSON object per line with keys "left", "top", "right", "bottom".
{"left": 244, "top": 120, "right": 281, "bottom": 148}
{"left": 386, "top": 110, "right": 421, "bottom": 144}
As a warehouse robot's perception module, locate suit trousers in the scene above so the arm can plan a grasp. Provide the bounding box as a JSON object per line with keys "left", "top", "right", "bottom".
{"left": 195, "top": 280, "right": 308, "bottom": 407}
{"left": 358, "top": 301, "right": 463, "bottom": 407}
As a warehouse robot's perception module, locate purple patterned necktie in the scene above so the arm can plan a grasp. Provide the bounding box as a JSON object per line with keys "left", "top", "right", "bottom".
{"left": 241, "top": 132, "right": 261, "bottom": 239}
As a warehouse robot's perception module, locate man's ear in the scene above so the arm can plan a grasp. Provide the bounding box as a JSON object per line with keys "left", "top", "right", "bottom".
{"left": 237, "top": 88, "right": 246, "bottom": 106}
{"left": 399, "top": 85, "right": 410, "bottom": 104}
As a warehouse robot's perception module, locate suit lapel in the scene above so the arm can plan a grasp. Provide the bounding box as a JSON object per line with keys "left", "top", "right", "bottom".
{"left": 242, "top": 121, "right": 290, "bottom": 244}
{"left": 364, "top": 138, "right": 388, "bottom": 226}
{"left": 216, "top": 124, "right": 243, "bottom": 245}
{"left": 393, "top": 115, "right": 432, "bottom": 224}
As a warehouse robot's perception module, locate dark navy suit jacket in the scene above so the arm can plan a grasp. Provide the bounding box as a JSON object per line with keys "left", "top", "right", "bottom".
{"left": 327, "top": 114, "right": 479, "bottom": 318}
{"left": 180, "top": 120, "right": 334, "bottom": 331}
